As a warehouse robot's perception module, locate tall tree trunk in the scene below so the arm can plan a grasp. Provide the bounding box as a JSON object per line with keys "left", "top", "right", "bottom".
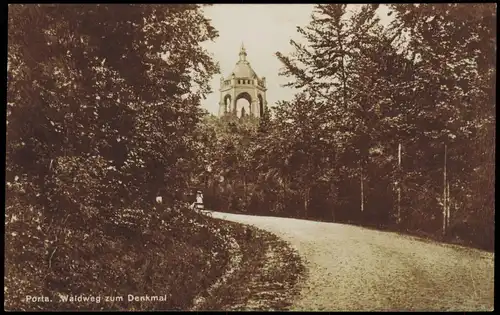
{"left": 304, "top": 186, "right": 310, "bottom": 219}
{"left": 331, "top": 182, "right": 336, "bottom": 222}
{"left": 446, "top": 180, "right": 451, "bottom": 230}
{"left": 243, "top": 173, "right": 247, "bottom": 210}
{"left": 397, "top": 142, "right": 402, "bottom": 224}
{"left": 304, "top": 157, "right": 312, "bottom": 219}
{"left": 360, "top": 163, "right": 364, "bottom": 213}
{"left": 443, "top": 144, "right": 448, "bottom": 235}
{"left": 283, "top": 176, "right": 288, "bottom": 216}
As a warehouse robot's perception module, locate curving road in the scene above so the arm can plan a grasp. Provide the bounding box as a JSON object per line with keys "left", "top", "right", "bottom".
{"left": 209, "top": 211, "right": 494, "bottom": 311}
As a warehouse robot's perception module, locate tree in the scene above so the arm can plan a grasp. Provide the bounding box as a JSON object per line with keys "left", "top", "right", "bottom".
{"left": 268, "top": 3, "right": 495, "bottom": 248}
{"left": 6, "top": 4, "right": 220, "bottom": 309}
{"left": 275, "top": 4, "right": 404, "bottom": 223}
{"left": 7, "top": 3, "right": 219, "bottom": 221}
{"left": 387, "top": 3, "right": 496, "bottom": 241}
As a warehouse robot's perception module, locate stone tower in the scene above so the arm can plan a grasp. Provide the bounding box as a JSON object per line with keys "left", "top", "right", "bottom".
{"left": 218, "top": 43, "right": 268, "bottom": 118}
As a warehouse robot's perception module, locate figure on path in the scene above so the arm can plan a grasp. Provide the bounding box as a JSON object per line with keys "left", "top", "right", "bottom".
{"left": 194, "top": 190, "right": 204, "bottom": 212}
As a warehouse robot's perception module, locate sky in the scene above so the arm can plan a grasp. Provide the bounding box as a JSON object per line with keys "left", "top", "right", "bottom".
{"left": 199, "top": 4, "right": 392, "bottom": 115}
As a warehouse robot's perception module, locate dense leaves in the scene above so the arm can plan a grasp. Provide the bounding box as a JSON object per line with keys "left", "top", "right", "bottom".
{"left": 5, "top": 4, "right": 229, "bottom": 311}
{"left": 201, "top": 4, "right": 495, "bottom": 250}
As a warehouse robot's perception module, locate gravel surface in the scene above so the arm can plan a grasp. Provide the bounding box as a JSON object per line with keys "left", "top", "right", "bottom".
{"left": 209, "top": 211, "right": 494, "bottom": 311}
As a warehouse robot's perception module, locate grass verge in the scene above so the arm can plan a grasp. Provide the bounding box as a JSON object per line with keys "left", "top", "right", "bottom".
{"left": 192, "top": 219, "right": 307, "bottom": 311}
{"left": 5, "top": 200, "right": 233, "bottom": 311}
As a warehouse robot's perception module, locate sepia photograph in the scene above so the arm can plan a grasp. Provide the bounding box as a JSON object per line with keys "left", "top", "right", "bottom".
{"left": 5, "top": 3, "right": 495, "bottom": 311}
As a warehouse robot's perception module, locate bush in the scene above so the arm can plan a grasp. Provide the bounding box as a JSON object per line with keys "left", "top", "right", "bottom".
{"left": 5, "top": 184, "right": 233, "bottom": 311}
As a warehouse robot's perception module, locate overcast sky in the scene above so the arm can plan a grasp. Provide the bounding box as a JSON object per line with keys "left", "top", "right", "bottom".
{"left": 199, "top": 4, "right": 392, "bottom": 115}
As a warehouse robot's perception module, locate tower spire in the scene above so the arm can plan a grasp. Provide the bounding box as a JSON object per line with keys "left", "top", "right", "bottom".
{"left": 239, "top": 42, "right": 247, "bottom": 62}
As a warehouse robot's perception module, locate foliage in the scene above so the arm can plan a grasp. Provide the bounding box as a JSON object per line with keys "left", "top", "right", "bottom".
{"left": 5, "top": 4, "right": 234, "bottom": 311}
{"left": 200, "top": 4, "right": 495, "bottom": 251}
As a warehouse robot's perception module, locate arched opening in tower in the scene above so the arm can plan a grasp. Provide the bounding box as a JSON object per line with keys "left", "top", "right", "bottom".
{"left": 258, "top": 94, "right": 264, "bottom": 117}
{"left": 236, "top": 99, "right": 250, "bottom": 118}
{"left": 235, "top": 92, "right": 252, "bottom": 118}
{"left": 223, "top": 94, "right": 232, "bottom": 113}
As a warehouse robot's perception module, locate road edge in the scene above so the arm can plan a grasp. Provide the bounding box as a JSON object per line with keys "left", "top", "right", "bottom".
{"left": 192, "top": 218, "right": 308, "bottom": 311}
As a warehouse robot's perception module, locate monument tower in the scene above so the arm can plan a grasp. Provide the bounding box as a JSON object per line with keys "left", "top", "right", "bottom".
{"left": 218, "top": 43, "right": 268, "bottom": 118}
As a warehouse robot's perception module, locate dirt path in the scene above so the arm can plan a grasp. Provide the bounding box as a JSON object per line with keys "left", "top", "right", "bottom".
{"left": 209, "top": 211, "right": 494, "bottom": 311}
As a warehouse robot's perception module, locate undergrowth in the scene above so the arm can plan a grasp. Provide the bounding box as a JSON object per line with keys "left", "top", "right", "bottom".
{"left": 5, "top": 192, "right": 234, "bottom": 311}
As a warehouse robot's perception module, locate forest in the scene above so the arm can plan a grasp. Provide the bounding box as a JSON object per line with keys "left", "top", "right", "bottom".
{"left": 5, "top": 3, "right": 495, "bottom": 311}
{"left": 199, "top": 4, "right": 495, "bottom": 251}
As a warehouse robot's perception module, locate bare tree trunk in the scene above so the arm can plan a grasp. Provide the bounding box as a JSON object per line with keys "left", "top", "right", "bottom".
{"left": 443, "top": 144, "right": 448, "bottom": 235}
{"left": 397, "top": 143, "right": 402, "bottom": 224}
{"left": 331, "top": 183, "right": 336, "bottom": 222}
{"left": 446, "top": 180, "right": 451, "bottom": 230}
{"left": 360, "top": 163, "right": 364, "bottom": 213}
{"left": 283, "top": 177, "right": 287, "bottom": 215}
{"left": 243, "top": 173, "right": 247, "bottom": 209}
{"left": 304, "top": 187, "right": 310, "bottom": 219}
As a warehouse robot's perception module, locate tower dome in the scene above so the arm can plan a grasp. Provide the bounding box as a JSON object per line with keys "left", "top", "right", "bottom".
{"left": 226, "top": 43, "right": 258, "bottom": 79}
